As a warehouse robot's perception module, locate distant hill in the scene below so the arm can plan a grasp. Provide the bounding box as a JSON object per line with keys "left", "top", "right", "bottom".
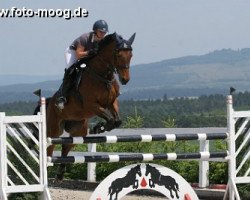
{"left": 0, "top": 74, "right": 61, "bottom": 86}
{"left": 0, "top": 80, "right": 59, "bottom": 103}
{"left": 1, "top": 48, "right": 250, "bottom": 103}
{"left": 122, "top": 48, "right": 250, "bottom": 99}
{"left": 128, "top": 48, "right": 250, "bottom": 90}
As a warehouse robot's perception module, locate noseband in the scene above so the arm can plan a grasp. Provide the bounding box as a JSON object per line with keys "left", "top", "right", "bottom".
{"left": 113, "top": 48, "right": 131, "bottom": 69}
{"left": 86, "top": 47, "right": 131, "bottom": 88}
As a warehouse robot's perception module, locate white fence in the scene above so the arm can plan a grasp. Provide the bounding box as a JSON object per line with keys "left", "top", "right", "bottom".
{"left": 0, "top": 95, "right": 249, "bottom": 200}
{"left": 0, "top": 98, "right": 51, "bottom": 199}
{"left": 82, "top": 127, "right": 227, "bottom": 187}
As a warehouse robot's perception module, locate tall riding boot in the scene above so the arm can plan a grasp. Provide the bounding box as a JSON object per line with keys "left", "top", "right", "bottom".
{"left": 55, "top": 66, "right": 75, "bottom": 110}
{"left": 55, "top": 83, "right": 66, "bottom": 110}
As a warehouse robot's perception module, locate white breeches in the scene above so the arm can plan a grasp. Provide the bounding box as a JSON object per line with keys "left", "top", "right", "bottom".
{"left": 65, "top": 47, "right": 77, "bottom": 68}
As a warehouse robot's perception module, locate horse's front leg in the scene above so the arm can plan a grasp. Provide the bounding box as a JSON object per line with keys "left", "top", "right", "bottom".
{"left": 133, "top": 180, "right": 139, "bottom": 189}
{"left": 149, "top": 179, "right": 154, "bottom": 188}
{"left": 91, "top": 105, "right": 115, "bottom": 134}
{"left": 108, "top": 98, "right": 122, "bottom": 128}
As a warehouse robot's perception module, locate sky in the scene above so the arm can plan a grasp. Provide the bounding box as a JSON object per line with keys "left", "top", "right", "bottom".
{"left": 1, "top": 0, "right": 250, "bottom": 76}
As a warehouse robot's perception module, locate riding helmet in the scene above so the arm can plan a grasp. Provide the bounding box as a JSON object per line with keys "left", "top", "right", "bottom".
{"left": 93, "top": 20, "right": 109, "bottom": 33}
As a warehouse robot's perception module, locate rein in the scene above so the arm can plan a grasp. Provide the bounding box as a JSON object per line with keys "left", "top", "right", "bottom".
{"left": 85, "top": 66, "right": 115, "bottom": 89}
{"left": 84, "top": 40, "right": 131, "bottom": 88}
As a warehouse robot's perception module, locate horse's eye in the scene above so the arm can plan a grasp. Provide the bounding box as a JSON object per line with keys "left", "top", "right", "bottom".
{"left": 116, "top": 52, "right": 122, "bottom": 57}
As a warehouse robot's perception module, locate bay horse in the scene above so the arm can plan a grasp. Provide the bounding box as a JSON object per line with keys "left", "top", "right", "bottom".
{"left": 44, "top": 32, "right": 135, "bottom": 181}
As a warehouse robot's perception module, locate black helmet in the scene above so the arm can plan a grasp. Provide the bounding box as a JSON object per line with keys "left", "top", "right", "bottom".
{"left": 93, "top": 20, "right": 109, "bottom": 33}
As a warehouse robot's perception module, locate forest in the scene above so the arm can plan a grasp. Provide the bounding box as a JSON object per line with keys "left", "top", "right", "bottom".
{"left": 1, "top": 91, "right": 250, "bottom": 128}
{"left": 4, "top": 91, "right": 250, "bottom": 199}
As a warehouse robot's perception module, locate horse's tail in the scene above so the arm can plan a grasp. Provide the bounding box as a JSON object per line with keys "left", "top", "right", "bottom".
{"left": 175, "top": 181, "right": 179, "bottom": 191}
{"left": 33, "top": 97, "right": 51, "bottom": 115}
{"left": 108, "top": 185, "right": 112, "bottom": 194}
{"left": 33, "top": 103, "right": 40, "bottom": 115}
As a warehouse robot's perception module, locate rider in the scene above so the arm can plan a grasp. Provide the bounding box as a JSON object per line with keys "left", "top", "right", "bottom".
{"left": 55, "top": 20, "right": 109, "bottom": 110}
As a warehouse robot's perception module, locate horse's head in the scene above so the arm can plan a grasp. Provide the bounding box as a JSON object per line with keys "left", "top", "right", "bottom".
{"left": 145, "top": 164, "right": 151, "bottom": 176}
{"left": 113, "top": 33, "right": 135, "bottom": 85}
{"left": 134, "top": 164, "right": 142, "bottom": 177}
{"left": 95, "top": 32, "right": 135, "bottom": 85}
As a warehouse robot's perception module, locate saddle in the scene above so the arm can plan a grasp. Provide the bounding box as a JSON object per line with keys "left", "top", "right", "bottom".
{"left": 62, "top": 58, "right": 89, "bottom": 104}
{"left": 61, "top": 53, "right": 98, "bottom": 104}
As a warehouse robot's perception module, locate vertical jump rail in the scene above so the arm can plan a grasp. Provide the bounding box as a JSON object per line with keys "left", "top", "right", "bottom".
{"left": 40, "top": 97, "right": 51, "bottom": 200}
{"left": 0, "top": 98, "right": 51, "bottom": 200}
{"left": 0, "top": 112, "right": 7, "bottom": 199}
{"left": 225, "top": 95, "right": 250, "bottom": 200}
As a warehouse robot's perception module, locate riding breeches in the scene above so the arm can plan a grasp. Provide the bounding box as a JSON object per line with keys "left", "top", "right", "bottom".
{"left": 65, "top": 47, "right": 77, "bottom": 68}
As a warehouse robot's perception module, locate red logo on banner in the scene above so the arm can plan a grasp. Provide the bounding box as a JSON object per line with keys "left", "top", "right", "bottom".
{"left": 140, "top": 177, "right": 147, "bottom": 187}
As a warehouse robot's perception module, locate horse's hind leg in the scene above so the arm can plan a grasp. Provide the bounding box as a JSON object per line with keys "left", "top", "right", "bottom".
{"left": 55, "top": 143, "right": 76, "bottom": 182}
{"left": 166, "top": 187, "right": 175, "bottom": 199}
{"left": 115, "top": 191, "right": 119, "bottom": 200}
{"left": 46, "top": 102, "right": 63, "bottom": 157}
{"left": 174, "top": 183, "right": 180, "bottom": 199}
{"left": 55, "top": 119, "right": 88, "bottom": 182}
{"left": 46, "top": 122, "right": 62, "bottom": 157}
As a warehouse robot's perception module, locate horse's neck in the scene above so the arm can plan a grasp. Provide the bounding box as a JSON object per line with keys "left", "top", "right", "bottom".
{"left": 150, "top": 167, "right": 159, "bottom": 177}
{"left": 89, "top": 57, "right": 110, "bottom": 74}
{"left": 127, "top": 168, "right": 137, "bottom": 177}
{"left": 91, "top": 41, "right": 116, "bottom": 71}
{"left": 87, "top": 53, "right": 115, "bottom": 82}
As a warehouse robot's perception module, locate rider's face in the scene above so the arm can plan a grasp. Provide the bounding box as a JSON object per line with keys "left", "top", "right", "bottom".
{"left": 95, "top": 29, "right": 107, "bottom": 41}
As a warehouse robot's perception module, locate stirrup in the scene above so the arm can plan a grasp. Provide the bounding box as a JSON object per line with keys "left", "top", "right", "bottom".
{"left": 55, "top": 97, "right": 67, "bottom": 110}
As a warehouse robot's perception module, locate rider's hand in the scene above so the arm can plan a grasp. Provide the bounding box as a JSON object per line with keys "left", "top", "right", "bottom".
{"left": 88, "top": 48, "right": 98, "bottom": 56}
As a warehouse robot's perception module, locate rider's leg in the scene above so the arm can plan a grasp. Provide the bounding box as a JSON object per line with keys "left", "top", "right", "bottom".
{"left": 55, "top": 66, "right": 75, "bottom": 109}
{"left": 55, "top": 47, "right": 77, "bottom": 110}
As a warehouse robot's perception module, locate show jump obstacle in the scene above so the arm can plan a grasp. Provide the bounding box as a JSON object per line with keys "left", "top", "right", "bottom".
{"left": 0, "top": 95, "right": 249, "bottom": 200}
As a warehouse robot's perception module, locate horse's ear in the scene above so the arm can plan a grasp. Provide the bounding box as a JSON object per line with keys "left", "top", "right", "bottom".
{"left": 128, "top": 33, "right": 136, "bottom": 45}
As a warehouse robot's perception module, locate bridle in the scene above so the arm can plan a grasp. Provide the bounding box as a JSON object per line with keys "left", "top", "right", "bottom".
{"left": 113, "top": 48, "right": 131, "bottom": 69}
{"left": 86, "top": 47, "right": 131, "bottom": 88}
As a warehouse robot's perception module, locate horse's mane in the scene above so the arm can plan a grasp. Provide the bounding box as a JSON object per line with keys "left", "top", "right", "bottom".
{"left": 98, "top": 33, "right": 115, "bottom": 50}
{"left": 77, "top": 33, "right": 115, "bottom": 65}
{"left": 126, "top": 164, "right": 140, "bottom": 176}
{"left": 147, "top": 164, "right": 159, "bottom": 174}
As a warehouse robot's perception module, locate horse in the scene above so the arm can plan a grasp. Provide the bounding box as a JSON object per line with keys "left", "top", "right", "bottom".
{"left": 108, "top": 164, "right": 142, "bottom": 200}
{"left": 35, "top": 32, "right": 135, "bottom": 182}
{"left": 145, "top": 164, "right": 180, "bottom": 199}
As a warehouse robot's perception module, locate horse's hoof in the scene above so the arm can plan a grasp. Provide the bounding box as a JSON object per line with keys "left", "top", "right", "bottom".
{"left": 92, "top": 122, "right": 105, "bottom": 134}
{"left": 53, "top": 177, "right": 63, "bottom": 184}
{"left": 114, "top": 120, "right": 122, "bottom": 128}
{"left": 90, "top": 129, "right": 101, "bottom": 134}
{"left": 53, "top": 174, "right": 64, "bottom": 184}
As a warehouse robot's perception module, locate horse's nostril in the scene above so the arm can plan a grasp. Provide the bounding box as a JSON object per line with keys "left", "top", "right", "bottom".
{"left": 121, "top": 78, "right": 129, "bottom": 85}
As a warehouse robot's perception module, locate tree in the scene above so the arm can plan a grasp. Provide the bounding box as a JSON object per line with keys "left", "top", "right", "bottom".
{"left": 122, "top": 106, "right": 144, "bottom": 128}
{"left": 162, "top": 116, "right": 177, "bottom": 128}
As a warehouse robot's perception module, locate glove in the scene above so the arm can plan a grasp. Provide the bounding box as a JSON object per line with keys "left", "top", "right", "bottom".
{"left": 88, "top": 48, "right": 98, "bottom": 56}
